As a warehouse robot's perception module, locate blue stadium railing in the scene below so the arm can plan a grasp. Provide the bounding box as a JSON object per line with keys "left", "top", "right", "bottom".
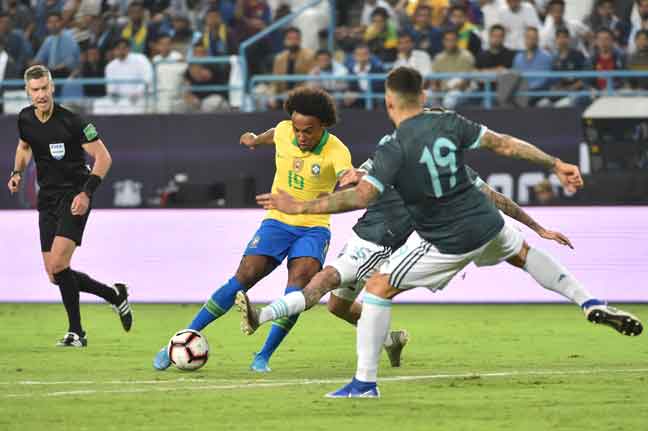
{"left": 249, "top": 70, "right": 648, "bottom": 110}
{"left": 0, "top": 77, "right": 154, "bottom": 111}
{"left": 3, "top": 69, "right": 648, "bottom": 113}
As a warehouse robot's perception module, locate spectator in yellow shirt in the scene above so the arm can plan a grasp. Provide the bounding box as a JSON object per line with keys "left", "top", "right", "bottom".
{"left": 397, "top": 0, "right": 449, "bottom": 28}
{"left": 365, "top": 7, "right": 398, "bottom": 62}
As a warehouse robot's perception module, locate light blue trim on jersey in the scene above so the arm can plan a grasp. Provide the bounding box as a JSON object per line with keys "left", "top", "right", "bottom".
{"left": 377, "top": 134, "right": 393, "bottom": 147}
{"left": 363, "top": 175, "right": 384, "bottom": 194}
{"left": 473, "top": 176, "right": 485, "bottom": 188}
{"left": 363, "top": 293, "right": 392, "bottom": 308}
{"left": 358, "top": 158, "right": 374, "bottom": 173}
{"left": 469, "top": 125, "right": 488, "bottom": 149}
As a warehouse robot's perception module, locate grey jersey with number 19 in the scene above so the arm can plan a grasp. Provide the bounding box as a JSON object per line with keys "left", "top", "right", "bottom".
{"left": 365, "top": 111, "right": 504, "bottom": 254}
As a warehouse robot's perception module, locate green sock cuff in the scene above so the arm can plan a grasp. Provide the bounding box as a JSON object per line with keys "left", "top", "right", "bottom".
{"left": 205, "top": 298, "right": 226, "bottom": 317}
{"left": 272, "top": 317, "right": 295, "bottom": 331}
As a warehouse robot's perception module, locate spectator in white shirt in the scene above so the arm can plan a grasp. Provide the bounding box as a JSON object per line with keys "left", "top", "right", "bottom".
{"left": 309, "top": 48, "right": 348, "bottom": 93}
{"left": 393, "top": 32, "right": 431, "bottom": 78}
{"left": 105, "top": 37, "right": 153, "bottom": 103}
{"left": 628, "top": 0, "right": 648, "bottom": 53}
{"left": 152, "top": 33, "right": 183, "bottom": 63}
{"left": 495, "top": 0, "right": 541, "bottom": 51}
{"left": 361, "top": 0, "right": 397, "bottom": 28}
{"left": 540, "top": 0, "right": 590, "bottom": 54}
{"left": 479, "top": 0, "right": 501, "bottom": 42}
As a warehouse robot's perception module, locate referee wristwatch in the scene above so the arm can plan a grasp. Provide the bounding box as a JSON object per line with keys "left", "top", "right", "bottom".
{"left": 10, "top": 170, "right": 22, "bottom": 178}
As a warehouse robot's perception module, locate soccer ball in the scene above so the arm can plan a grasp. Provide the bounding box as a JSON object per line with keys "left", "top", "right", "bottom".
{"left": 167, "top": 329, "right": 209, "bottom": 371}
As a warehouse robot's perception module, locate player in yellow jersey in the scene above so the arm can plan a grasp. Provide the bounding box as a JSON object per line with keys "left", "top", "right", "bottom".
{"left": 152, "top": 87, "right": 352, "bottom": 372}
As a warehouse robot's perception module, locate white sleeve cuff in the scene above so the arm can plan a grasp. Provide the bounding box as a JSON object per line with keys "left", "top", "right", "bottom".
{"left": 362, "top": 175, "right": 385, "bottom": 194}
{"left": 469, "top": 126, "right": 488, "bottom": 149}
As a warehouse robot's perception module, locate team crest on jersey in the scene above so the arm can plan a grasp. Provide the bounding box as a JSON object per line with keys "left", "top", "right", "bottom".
{"left": 49, "top": 143, "right": 65, "bottom": 160}
{"left": 311, "top": 163, "right": 321, "bottom": 176}
{"left": 293, "top": 158, "right": 303, "bottom": 172}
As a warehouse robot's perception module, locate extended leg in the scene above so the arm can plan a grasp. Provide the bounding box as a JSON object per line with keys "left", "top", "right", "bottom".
{"left": 508, "top": 242, "right": 594, "bottom": 306}
{"left": 237, "top": 261, "right": 409, "bottom": 366}
{"left": 252, "top": 256, "right": 321, "bottom": 371}
{"left": 243, "top": 266, "right": 341, "bottom": 333}
{"left": 510, "top": 242, "right": 642, "bottom": 336}
{"left": 188, "top": 255, "right": 277, "bottom": 332}
{"left": 153, "top": 255, "right": 277, "bottom": 370}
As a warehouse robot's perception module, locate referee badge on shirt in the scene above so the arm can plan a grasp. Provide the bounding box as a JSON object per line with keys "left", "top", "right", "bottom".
{"left": 49, "top": 143, "right": 65, "bottom": 160}
{"left": 293, "top": 158, "right": 303, "bottom": 172}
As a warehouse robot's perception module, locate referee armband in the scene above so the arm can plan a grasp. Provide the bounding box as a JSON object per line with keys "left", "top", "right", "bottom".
{"left": 82, "top": 174, "right": 102, "bottom": 197}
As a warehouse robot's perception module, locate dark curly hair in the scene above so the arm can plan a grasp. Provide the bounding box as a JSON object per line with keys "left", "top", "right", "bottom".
{"left": 284, "top": 87, "right": 338, "bottom": 127}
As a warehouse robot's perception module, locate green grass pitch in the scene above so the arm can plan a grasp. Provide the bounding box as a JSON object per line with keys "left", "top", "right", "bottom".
{"left": 1, "top": 303, "right": 647, "bottom": 431}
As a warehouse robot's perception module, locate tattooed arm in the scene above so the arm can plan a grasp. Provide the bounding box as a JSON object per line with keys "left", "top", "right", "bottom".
{"left": 256, "top": 180, "right": 380, "bottom": 215}
{"left": 479, "top": 130, "right": 584, "bottom": 193}
{"left": 479, "top": 182, "right": 574, "bottom": 249}
{"left": 480, "top": 130, "right": 557, "bottom": 168}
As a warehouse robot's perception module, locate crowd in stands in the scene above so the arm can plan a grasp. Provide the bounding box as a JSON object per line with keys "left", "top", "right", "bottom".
{"left": 1, "top": 0, "right": 648, "bottom": 113}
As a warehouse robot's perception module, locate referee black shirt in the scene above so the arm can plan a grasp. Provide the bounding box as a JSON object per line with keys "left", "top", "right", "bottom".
{"left": 18, "top": 104, "right": 99, "bottom": 197}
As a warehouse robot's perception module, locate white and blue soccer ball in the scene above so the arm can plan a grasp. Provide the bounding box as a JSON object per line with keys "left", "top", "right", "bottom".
{"left": 167, "top": 329, "right": 209, "bottom": 371}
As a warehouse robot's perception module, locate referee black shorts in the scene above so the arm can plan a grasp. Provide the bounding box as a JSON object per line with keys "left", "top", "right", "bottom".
{"left": 38, "top": 190, "right": 91, "bottom": 252}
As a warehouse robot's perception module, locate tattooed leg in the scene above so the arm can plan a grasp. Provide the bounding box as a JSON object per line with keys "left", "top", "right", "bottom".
{"left": 256, "top": 266, "right": 342, "bottom": 325}
{"left": 302, "top": 267, "right": 342, "bottom": 309}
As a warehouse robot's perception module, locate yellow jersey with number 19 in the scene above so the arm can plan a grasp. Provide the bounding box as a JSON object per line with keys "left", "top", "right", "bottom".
{"left": 266, "top": 120, "right": 352, "bottom": 228}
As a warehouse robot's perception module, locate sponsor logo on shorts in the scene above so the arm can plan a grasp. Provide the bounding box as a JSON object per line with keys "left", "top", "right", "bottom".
{"left": 293, "top": 158, "right": 303, "bottom": 172}
{"left": 311, "top": 163, "right": 321, "bottom": 176}
{"left": 49, "top": 143, "right": 65, "bottom": 160}
{"left": 249, "top": 235, "right": 260, "bottom": 248}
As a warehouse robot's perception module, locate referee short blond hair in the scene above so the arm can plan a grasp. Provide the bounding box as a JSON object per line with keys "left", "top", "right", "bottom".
{"left": 24, "top": 65, "right": 53, "bottom": 85}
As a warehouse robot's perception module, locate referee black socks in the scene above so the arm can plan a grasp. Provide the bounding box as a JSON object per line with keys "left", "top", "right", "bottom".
{"left": 53, "top": 267, "right": 83, "bottom": 336}
{"left": 73, "top": 270, "right": 119, "bottom": 304}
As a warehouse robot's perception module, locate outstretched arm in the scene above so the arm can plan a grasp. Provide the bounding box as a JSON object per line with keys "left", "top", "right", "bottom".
{"left": 479, "top": 182, "right": 574, "bottom": 249}
{"left": 479, "top": 130, "right": 584, "bottom": 192}
{"left": 257, "top": 180, "right": 380, "bottom": 214}
{"left": 240, "top": 128, "right": 275, "bottom": 150}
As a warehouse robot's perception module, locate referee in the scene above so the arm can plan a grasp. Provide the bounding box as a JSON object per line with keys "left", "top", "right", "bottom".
{"left": 7, "top": 65, "right": 132, "bottom": 347}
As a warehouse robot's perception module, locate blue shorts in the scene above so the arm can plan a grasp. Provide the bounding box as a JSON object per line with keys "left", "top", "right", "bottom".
{"left": 244, "top": 219, "right": 331, "bottom": 266}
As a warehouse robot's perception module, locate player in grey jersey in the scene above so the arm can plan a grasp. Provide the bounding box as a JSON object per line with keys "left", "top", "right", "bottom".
{"left": 257, "top": 67, "right": 642, "bottom": 398}
{"left": 237, "top": 159, "right": 574, "bottom": 368}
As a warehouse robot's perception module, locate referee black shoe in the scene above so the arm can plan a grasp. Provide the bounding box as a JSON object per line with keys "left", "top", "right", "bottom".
{"left": 56, "top": 332, "right": 87, "bottom": 348}
{"left": 112, "top": 283, "right": 133, "bottom": 332}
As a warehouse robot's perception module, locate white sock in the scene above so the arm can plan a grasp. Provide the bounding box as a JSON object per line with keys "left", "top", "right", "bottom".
{"left": 352, "top": 308, "right": 392, "bottom": 346}
{"left": 383, "top": 331, "right": 393, "bottom": 347}
{"left": 258, "top": 292, "right": 306, "bottom": 324}
{"left": 355, "top": 293, "right": 392, "bottom": 383}
{"left": 523, "top": 247, "right": 594, "bottom": 306}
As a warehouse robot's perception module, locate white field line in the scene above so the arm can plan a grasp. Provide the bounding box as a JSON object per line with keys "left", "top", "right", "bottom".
{"left": 2, "top": 367, "right": 648, "bottom": 399}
